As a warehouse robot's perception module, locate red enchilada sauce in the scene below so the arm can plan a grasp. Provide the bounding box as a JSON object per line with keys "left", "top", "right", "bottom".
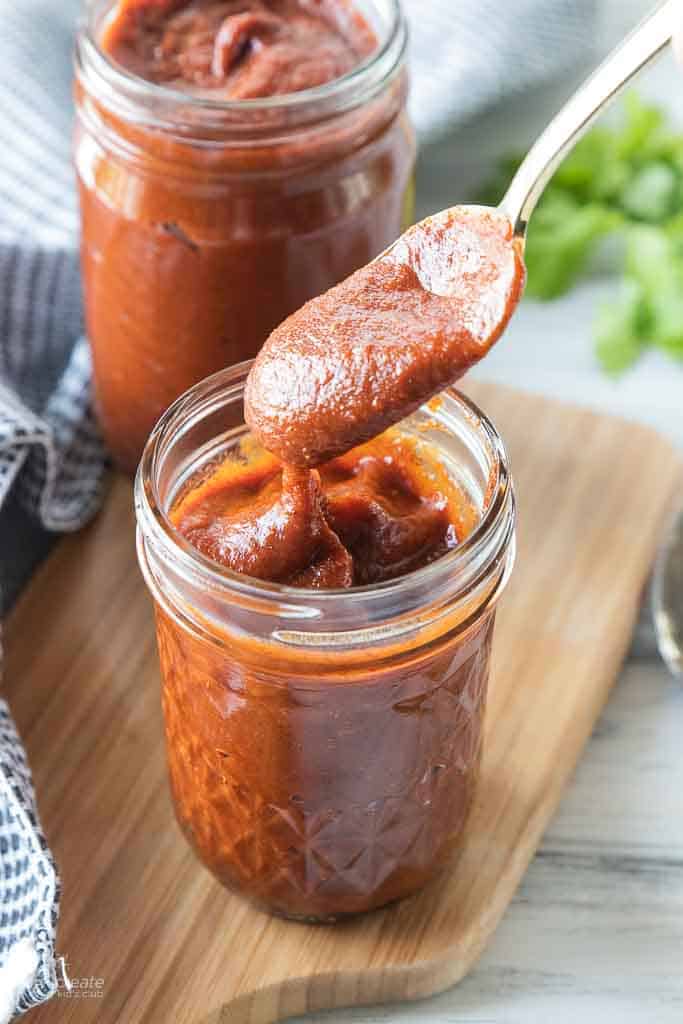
{"left": 78, "top": 0, "right": 413, "bottom": 471}
{"left": 246, "top": 206, "right": 525, "bottom": 466}
{"left": 162, "top": 427, "right": 488, "bottom": 918}
{"left": 102, "top": 0, "right": 376, "bottom": 97}
{"left": 155, "top": 206, "right": 524, "bottom": 918}
{"left": 171, "top": 432, "right": 471, "bottom": 588}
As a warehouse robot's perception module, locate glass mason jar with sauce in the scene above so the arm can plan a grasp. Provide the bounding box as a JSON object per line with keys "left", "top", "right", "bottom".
{"left": 73, "top": 0, "right": 415, "bottom": 473}
{"left": 134, "top": 363, "right": 516, "bottom": 921}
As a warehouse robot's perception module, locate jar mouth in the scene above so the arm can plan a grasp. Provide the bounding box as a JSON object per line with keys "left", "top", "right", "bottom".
{"left": 134, "top": 361, "right": 515, "bottom": 616}
{"left": 76, "top": 0, "right": 408, "bottom": 130}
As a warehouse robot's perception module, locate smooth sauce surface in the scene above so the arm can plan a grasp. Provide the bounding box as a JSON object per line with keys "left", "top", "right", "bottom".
{"left": 102, "top": 0, "right": 376, "bottom": 98}
{"left": 171, "top": 431, "right": 478, "bottom": 588}
{"left": 245, "top": 206, "right": 525, "bottom": 467}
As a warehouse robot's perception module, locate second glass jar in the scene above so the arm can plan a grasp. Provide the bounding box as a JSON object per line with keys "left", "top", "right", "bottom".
{"left": 74, "top": 0, "right": 415, "bottom": 472}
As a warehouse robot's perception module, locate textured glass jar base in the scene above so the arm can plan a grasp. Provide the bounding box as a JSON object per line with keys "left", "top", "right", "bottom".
{"left": 176, "top": 791, "right": 478, "bottom": 923}
{"left": 156, "top": 602, "right": 494, "bottom": 922}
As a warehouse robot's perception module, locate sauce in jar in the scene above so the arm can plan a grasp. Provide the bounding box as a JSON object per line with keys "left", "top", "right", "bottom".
{"left": 159, "top": 426, "right": 488, "bottom": 917}
{"left": 169, "top": 431, "right": 472, "bottom": 587}
{"left": 102, "top": 0, "right": 376, "bottom": 97}
{"left": 75, "top": 0, "right": 414, "bottom": 471}
{"left": 156, "top": 595, "right": 496, "bottom": 918}
{"left": 135, "top": 365, "right": 516, "bottom": 919}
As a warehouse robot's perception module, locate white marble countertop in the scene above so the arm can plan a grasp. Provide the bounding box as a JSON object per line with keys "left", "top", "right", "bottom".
{"left": 292, "top": 3, "right": 683, "bottom": 1021}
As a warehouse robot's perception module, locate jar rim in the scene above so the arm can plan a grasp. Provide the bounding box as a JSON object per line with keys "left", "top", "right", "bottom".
{"left": 76, "top": 0, "right": 408, "bottom": 131}
{"left": 134, "top": 361, "right": 515, "bottom": 617}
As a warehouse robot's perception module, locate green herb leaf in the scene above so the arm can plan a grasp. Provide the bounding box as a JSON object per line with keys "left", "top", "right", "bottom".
{"left": 615, "top": 92, "right": 665, "bottom": 160}
{"left": 619, "top": 162, "right": 679, "bottom": 222}
{"left": 481, "top": 91, "right": 683, "bottom": 372}
{"left": 594, "top": 279, "right": 647, "bottom": 375}
{"left": 624, "top": 225, "right": 683, "bottom": 358}
{"left": 525, "top": 199, "right": 621, "bottom": 299}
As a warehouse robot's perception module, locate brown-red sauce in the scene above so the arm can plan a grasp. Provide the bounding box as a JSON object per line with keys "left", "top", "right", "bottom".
{"left": 245, "top": 206, "right": 525, "bottom": 467}
{"left": 171, "top": 430, "right": 473, "bottom": 588}
{"left": 161, "top": 425, "right": 491, "bottom": 919}
{"left": 102, "top": 0, "right": 376, "bottom": 97}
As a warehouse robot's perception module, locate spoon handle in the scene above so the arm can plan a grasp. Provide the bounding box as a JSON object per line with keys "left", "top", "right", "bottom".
{"left": 501, "top": 0, "right": 677, "bottom": 237}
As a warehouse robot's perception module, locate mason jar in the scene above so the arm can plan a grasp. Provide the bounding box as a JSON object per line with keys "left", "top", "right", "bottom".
{"left": 134, "top": 363, "right": 516, "bottom": 921}
{"left": 73, "top": 0, "right": 415, "bottom": 472}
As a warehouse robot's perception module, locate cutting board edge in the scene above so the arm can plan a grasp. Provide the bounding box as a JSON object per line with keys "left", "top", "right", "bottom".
{"left": 466, "top": 379, "right": 683, "bottom": 467}
{"left": 218, "top": 955, "right": 474, "bottom": 1024}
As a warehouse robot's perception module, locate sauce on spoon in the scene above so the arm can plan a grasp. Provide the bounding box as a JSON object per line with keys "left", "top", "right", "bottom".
{"left": 245, "top": 206, "right": 525, "bottom": 467}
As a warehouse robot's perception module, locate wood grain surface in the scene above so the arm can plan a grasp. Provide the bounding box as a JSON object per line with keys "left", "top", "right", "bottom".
{"left": 5, "top": 381, "right": 682, "bottom": 1024}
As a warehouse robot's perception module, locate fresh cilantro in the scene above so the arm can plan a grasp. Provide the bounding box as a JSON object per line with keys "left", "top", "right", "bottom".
{"left": 595, "top": 279, "right": 647, "bottom": 374}
{"left": 525, "top": 198, "right": 622, "bottom": 299}
{"left": 482, "top": 92, "right": 683, "bottom": 372}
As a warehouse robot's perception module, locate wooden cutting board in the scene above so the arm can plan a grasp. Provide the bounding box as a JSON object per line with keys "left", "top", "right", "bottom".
{"left": 5, "top": 381, "right": 682, "bottom": 1024}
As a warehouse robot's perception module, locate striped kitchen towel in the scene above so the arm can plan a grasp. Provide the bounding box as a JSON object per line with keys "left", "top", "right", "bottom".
{"left": 0, "top": 0, "right": 598, "bottom": 1017}
{"left": 0, "top": 1, "right": 106, "bottom": 1019}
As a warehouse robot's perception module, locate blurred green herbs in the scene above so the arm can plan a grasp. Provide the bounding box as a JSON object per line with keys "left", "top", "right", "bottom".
{"left": 481, "top": 93, "right": 683, "bottom": 373}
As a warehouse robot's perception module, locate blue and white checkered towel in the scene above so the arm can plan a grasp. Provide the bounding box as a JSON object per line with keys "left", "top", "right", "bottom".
{"left": 0, "top": 0, "right": 598, "bottom": 1016}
